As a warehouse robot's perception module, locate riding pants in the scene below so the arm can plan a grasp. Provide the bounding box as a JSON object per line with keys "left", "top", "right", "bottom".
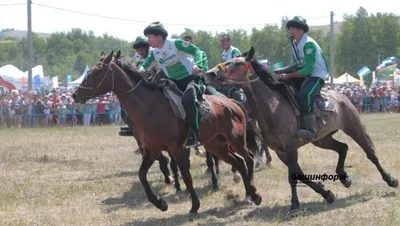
{"left": 172, "top": 75, "right": 206, "bottom": 133}
{"left": 295, "top": 77, "right": 325, "bottom": 114}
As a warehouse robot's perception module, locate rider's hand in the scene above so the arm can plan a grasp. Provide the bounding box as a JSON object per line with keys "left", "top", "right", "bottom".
{"left": 279, "top": 73, "right": 290, "bottom": 80}
{"left": 192, "top": 65, "right": 200, "bottom": 76}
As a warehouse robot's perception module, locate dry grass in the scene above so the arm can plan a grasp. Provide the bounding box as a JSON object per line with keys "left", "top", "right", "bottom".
{"left": 0, "top": 114, "right": 399, "bottom": 226}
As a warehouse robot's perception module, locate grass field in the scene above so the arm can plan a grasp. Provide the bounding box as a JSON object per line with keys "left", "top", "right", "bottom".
{"left": 0, "top": 114, "right": 399, "bottom": 226}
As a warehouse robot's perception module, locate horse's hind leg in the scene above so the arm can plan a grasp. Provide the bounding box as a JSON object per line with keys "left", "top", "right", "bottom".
{"left": 205, "top": 149, "right": 219, "bottom": 191}
{"left": 139, "top": 148, "right": 168, "bottom": 212}
{"left": 157, "top": 152, "right": 173, "bottom": 185}
{"left": 313, "top": 131, "right": 352, "bottom": 188}
{"left": 343, "top": 121, "right": 398, "bottom": 188}
{"left": 204, "top": 139, "right": 254, "bottom": 204}
{"left": 169, "top": 154, "right": 182, "bottom": 193}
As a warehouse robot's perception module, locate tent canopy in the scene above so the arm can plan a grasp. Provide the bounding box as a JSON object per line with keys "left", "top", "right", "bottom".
{"left": 333, "top": 73, "right": 361, "bottom": 84}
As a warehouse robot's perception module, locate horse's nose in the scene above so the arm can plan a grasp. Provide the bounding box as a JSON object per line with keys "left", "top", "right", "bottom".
{"left": 71, "top": 93, "right": 77, "bottom": 100}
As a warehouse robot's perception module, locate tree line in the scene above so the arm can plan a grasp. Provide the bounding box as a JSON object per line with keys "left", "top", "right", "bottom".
{"left": 0, "top": 7, "right": 399, "bottom": 83}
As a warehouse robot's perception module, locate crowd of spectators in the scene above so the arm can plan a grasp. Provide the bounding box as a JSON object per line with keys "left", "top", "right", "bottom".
{"left": 0, "top": 82, "right": 399, "bottom": 128}
{"left": 0, "top": 87, "right": 122, "bottom": 128}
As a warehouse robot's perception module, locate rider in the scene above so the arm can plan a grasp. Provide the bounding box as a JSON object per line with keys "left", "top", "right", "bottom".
{"left": 119, "top": 35, "right": 152, "bottom": 136}
{"left": 138, "top": 22, "right": 209, "bottom": 149}
{"left": 218, "top": 34, "right": 246, "bottom": 103}
{"left": 278, "top": 16, "right": 329, "bottom": 141}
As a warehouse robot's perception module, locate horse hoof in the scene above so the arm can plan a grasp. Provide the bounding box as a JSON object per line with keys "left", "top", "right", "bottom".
{"left": 189, "top": 212, "right": 199, "bottom": 221}
{"left": 233, "top": 173, "right": 241, "bottom": 183}
{"left": 287, "top": 209, "right": 300, "bottom": 218}
{"left": 213, "top": 185, "right": 220, "bottom": 191}
{"left": 324, "top": 190, "right": 335, "bottom": 204}
{"left": 241, "top": 196, "right": 253, "bottom": 205}
{"left": 176, "top": 189, "right": 183, "bottom": 195}
{"left": 389, "top": 178, "right": 398, "bottom": 188}
{"left": 342, "top": 179, "right": 352, "bottom": 188}
{"left": 252, "top": 193, "right": 262, "bottom": 206}
{"left": 159, "top": 199, "right": 168, "bottom": 212}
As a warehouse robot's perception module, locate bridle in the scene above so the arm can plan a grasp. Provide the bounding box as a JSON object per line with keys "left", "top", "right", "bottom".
{"left": 216, "top": 61, "right": 260, "bottom": 85}
{"left": 77, "top": 62, "right": 142, "bottom": 98}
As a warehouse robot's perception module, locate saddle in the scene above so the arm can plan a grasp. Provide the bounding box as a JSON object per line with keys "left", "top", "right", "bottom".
{"left": 281, "top": 77, "right": 336, "bottom": 124}
{"left": 157, "top": 78, "right": 212, "bottom": 122}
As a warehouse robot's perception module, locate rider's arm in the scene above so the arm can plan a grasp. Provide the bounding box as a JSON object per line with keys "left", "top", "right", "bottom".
{"left": 175, "top": 40, "right": 208, "bottom": 71}
{"left": 138, "top": 49, "right": 155, "bottom": 71}
{"left": 231, "top": 48, "right": 241, "bottom": 58}
{"left": 297, "top": 42, "right": 317, "bottom": 77}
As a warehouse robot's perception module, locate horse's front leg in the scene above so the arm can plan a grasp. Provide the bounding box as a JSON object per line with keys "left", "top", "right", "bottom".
{"left": 138, "top": 148, "right": 168, "bottom": 211}
{"left": 170, "top": 146, "right": 200, "bottom": 221}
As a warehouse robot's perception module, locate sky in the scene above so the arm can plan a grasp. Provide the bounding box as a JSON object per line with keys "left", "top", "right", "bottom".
{"left": 0, "top": 0, "right": 399, "bottom": 42}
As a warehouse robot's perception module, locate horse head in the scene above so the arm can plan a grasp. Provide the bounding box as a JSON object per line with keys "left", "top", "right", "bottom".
{"left": 72, "top": 51, "right": 114, "bottom": 104}
{"left": 205, "top": 47, "right": 257, "bottom": 87}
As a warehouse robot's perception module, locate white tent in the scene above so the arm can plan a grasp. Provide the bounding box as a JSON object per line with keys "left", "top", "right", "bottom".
{"left": 0, "top": 64, "right": 24, "bottom": 80}
{"left": 333, "top": 73, "right": 361, "bottom": 85}
{"left": 68, "top": 66, "right": 89, "bottom": 88}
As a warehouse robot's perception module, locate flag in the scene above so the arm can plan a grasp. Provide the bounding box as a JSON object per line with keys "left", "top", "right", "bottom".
{"left": 66, "top": 74, "right": 72, "bottom": 84}
{"left": 356, "top": 66, "right": 371, "bottom": 77}
{"left": 34, "top": 75, "right": 41, "bottom": 89}
{"left": 270, "top": 62, "right": 284, "bottom": 70}
{"left": 52, "top": 76, "right": 59, "bottom": 88}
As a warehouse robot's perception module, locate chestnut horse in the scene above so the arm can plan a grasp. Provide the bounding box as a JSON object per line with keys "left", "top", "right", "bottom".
{"left": 72, "top": 51, "right": 262, "bottom": 219}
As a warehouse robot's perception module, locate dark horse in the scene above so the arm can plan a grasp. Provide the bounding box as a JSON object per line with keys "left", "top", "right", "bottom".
{"left": 72, "top": 51, "right": 262, "bottom": 219}
{"left": 204, "top": 47, "right": 398, "bottom": 216}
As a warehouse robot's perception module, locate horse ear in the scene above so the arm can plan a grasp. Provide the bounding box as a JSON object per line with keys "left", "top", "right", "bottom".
{"left": 103, "top": 51, "right": 114, "bottom": 64}
{"left": 115, "top": 50, "right": 121, "bottom": 60}
{"left": 100, "top": 51, "right": 106, "bottom": 57}
{"left": 245, "top": 46, "right": 255, "bottom": 62}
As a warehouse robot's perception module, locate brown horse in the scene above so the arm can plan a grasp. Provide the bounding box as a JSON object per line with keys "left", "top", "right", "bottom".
{"left": 204, "top": 46, "right": 398, "bottom": 216}
{"left": 72, "top": 51, "right": 262, "bottom": 219}
{"left": 112, "top": 53, "right": 222, "bottom": 193}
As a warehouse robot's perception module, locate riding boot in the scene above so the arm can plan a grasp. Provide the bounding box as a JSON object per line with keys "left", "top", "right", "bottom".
{"left": 296, "top": 112, "right": 317, "bottom": 141}
{"left": 185, "top": 122, "right": 201, "bottom": 149}
{"left": 184, "top": 105, "right": 201, "bottom": 149}
{"left": 119, "top": 109, "right": 133, "bottom": 136}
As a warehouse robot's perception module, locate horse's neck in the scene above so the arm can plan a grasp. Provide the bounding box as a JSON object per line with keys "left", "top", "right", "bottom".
{"left": 245, "top": 79, "right": 284, "bottom": 133}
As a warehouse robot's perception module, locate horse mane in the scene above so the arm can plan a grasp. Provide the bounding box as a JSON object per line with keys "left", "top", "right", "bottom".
{"left": 249, "top": 59, "right": 288, "bottom": 95}
{"left": 118, "top": 62, "right": 162, "bottom": 91}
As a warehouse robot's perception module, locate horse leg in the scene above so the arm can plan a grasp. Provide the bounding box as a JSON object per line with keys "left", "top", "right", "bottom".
{"left": 312, "top": 131, "right": 352, "bottom": 188}
{"left": 138, "top": 148, "right": 168, "bottom": 211}
{"left": 204, "top": 139, "right": 254, "bottom": 204}
{"left": 169, "top": 154, "right": 182, "bottom": 193}
{"left": 205, "top": 150, "right": 219, "bottom": 191}
{"left": 169, "top": 146, "right": 200, "bottom": 220}
{"left": 212, "top": 153, "right": 220, "bottom": 175}
{"left": 231, "top": 165, "right": 241, "bottom": 184}
{"left": 157, "top": 152, "right": 173, "bottom": 185}
{"left": 343, "top": 121, "right": 398, "bottom": 188}
{"left": 263, "top": 142, "right": 272, "bottom": 166}
{"left": 275, "top": 151, "right": 334, "bottom": 216}
{"left": 229, "top": 134, "right": 262, "bottom": 205}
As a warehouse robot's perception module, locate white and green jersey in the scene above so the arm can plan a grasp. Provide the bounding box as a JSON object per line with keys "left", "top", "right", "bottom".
{"left": 221, "top": 45, "right": 241, "bottom": 62}
{"left": 294, "top": 34, "right": 329, "bottom": 80}
{"left": 135, "top": 47, "right": 154, "bottom": 64}
{"left": 139, "top": 39, "right": 208, "bottom": 80}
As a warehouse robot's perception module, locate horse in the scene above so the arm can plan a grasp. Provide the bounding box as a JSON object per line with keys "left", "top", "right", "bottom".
{"left": 72, "top": 50, "right": 262, "bottom": 220}
{"left": 204, "top": 46, "right": 398, "bottom": 216}
{"left": 112, "top": 53, "right": 222, "bottom": 192}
